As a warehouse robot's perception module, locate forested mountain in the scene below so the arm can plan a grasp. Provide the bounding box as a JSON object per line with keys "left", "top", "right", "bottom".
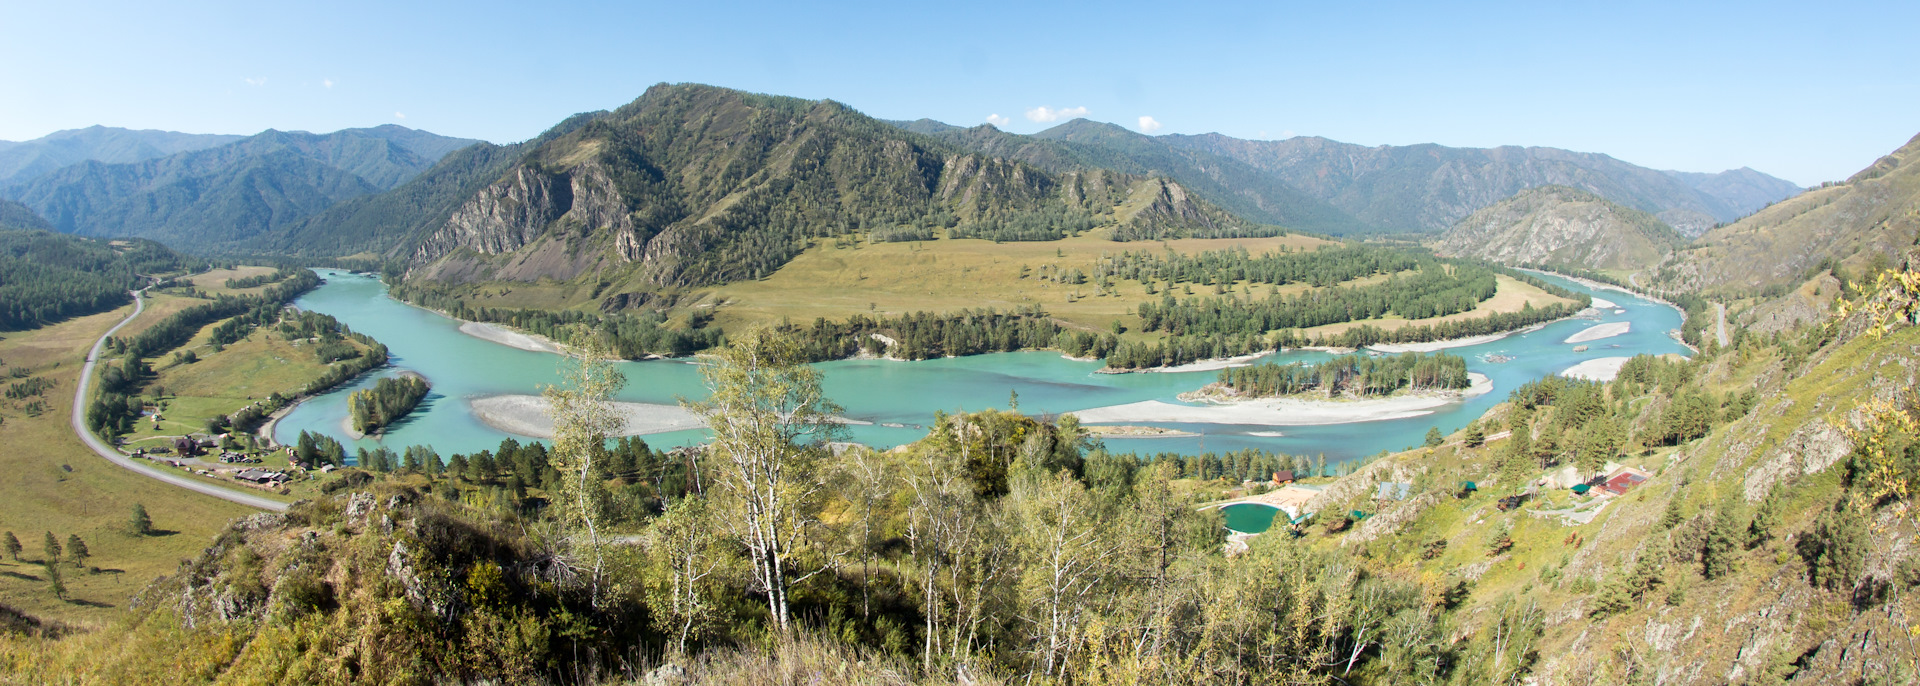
{"left": 0, "top": 229, "right": 188, "bottom": 330}
{"left": 1, "top": 127, "right": 477, "bottom": 248}
{"left": 1657, "top": 131, "right": 1920, "bottom": 295}
{"left": 0, "top": 200, "right": 52, "bottom": 231}
{"left": 403, "top": 83, "right": 1257, "bottom": 288}
{"left": 892, "top": 118, "right": 1800, "bottom": 237}
{"left": 0, "top": 125, "right": 243, "bottom": 188}
{"left": 903, "top": 119, "right": 1366, "bottom": 235}
{"left": 1158, "top": 132, "right": 1801, "bottom": 235}
{"left": 1435, "top": 185, "right": 1686, "bottom": 272}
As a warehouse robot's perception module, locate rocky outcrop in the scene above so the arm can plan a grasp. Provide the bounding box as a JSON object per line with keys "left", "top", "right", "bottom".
{"left": 1435, "top": 185, "right": 1684, "bottom": 272}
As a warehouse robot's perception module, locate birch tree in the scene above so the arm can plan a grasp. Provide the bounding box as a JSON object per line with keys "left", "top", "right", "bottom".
{"left": 686, "top": 329, "right": 842, "bottom": 634}
{"left": 1010, "top": 467, "right": 1112, "bottom": 676}
{"left": 643, "top": 495, "right": 729, "bottom": 654}
{"left": 542, "top": 334, "right": 627, "bottom": 609}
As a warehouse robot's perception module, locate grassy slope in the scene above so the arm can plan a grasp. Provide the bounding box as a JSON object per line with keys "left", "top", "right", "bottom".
{"left": 1308, "top": 320, "right": 1920, "bottom": 683}
{"left": 0, "top": 306, "right": 253, "bottom": 629}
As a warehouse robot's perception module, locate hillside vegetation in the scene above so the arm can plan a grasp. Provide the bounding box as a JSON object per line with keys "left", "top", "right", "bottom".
{"left": 1435, "top": 185, "right": 1686, "bottom": 273}
{"left": 1658, "top": 132, "right": 1920, "bottom": 296}
{"left": 4, "top": 257, "right": 1917, "bottom": 684}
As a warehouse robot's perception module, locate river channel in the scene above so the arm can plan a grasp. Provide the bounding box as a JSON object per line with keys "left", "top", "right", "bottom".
{"left": 273, "top": 270, "right": 1690, "bottom": 463}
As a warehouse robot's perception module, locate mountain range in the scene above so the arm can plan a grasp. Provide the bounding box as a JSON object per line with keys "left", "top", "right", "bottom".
{"left": 0, "top": 126, "right": 476, "bottom": 248}
{"left": 0, "top": 84, "right": 1817, "bottom": 290}
{"left": 0, "top": 125, "right": 244, "bottom": 188}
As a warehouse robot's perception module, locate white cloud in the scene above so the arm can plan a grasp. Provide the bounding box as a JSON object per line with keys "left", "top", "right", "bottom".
{"left": 986, "top": 113, "right": 1011, "bottom": 127}
{"left": 323, "top": 78, "right": 334, "bottom": 89}
{"left": 1024, "top": 105, "right": 1089, "bottom": 123}
{"left": 394, "top": 111, "right": 406, "bottom": 119}
{"left": 242, "top": 77, "right": 267, "bottom": 87}
{"left": 1138, "top": 116, "right": 1163, "bottom": 133}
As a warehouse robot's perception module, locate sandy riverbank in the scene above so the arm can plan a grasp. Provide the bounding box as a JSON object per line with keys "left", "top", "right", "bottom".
{"left": 1367, "top": 333, "right": 1509, "bottom": 354}
{"left": 470, "top": 395, "right": 707, "bottom": 439}
{"left": 1588, "top": 297, "right": 1618, "bottom": 310}
{"left": 1565, "top": 322, "right": 1631, "bottom": 344}
{"left": 1070, "top": 372, "right": 1491, "bottom": 426}
{"left": 1084, "top": 425, "right": 1202, "bottom": 438}
{"left": 1138, "top": 352, "right": 1270, "bottom": 374}
{"left": 459, "top": 322, "right": 564, "bottom": 354}
{"left": 470, "top": 394, "right": 874, "bottom": 439}
{"left": 1560, "top": 357, "right": 1632, "bottom": 382}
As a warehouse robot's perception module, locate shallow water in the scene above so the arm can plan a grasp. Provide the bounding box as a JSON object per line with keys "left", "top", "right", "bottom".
{"left": 1221, "top": 503, "right": 1281, "bottom": 534}
{"left": 274, "top": 270, "right": 1690, "bottom": 463}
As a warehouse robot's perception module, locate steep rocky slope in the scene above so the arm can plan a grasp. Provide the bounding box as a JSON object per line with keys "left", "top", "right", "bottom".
{"left": 404, "top": 84, "right": 1250, "bottom": 287}
{"left": 1659, "top": 132, "right": 1920, "bottom": 295}
{"left": 1435, "top": 185, "right": 1685, "bottom": 272}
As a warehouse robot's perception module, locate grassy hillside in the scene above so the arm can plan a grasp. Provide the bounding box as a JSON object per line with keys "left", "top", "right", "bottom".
{"left": 1434, "top": 185, "right": 1686, "bottom": 274}
{"left": 0, "top": 304, "right": 255, "bottom": 629}
{"left": 1658, "top": 132, "right": 1920, "bottom": 297}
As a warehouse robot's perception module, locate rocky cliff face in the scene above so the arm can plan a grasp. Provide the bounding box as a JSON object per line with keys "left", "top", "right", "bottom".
{"left": 1435, "top": 185, "right": 1684, "bottom": 272}
{"left": 404, "top": 84, "right": 1242, "bottom": 288}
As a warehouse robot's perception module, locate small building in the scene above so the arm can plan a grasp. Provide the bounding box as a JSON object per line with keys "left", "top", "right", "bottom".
{"left": 1599, "top": 466, "right": 1651, "bottom": 495}
{"left": 1272, "top": 470, "right": 1295, "bottom": 485}
{"left": 172, "top": 437, "right": 204, "bottom": 457}
{"left": 233, "top": 469, "right": 286, "bottom": 485}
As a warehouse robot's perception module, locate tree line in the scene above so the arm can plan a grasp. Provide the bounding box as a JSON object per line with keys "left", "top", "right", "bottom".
{"left": 1220, "top": 351, "right": 1471, "bottom": 397}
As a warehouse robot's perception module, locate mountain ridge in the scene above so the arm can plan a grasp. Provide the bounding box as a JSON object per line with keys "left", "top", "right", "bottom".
{"left": 1434, "top": 185, "right": 1686, "bottom": 272}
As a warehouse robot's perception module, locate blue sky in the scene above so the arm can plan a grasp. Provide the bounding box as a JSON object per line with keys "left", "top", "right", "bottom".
{"left": 3, "top": 0, "right": 1914, "bottom": 186}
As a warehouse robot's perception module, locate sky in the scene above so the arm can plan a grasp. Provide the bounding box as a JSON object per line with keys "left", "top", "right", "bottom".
{"left": 3, "top": 0, "right": 1915, "bottom": 186}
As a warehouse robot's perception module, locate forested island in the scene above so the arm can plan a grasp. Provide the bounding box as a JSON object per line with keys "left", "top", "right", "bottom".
{"left": 348, "top": 374, "right": 431, "bottom": 435}
{"left": 1212, "top": 351, "right": 1472, "bottom": 398}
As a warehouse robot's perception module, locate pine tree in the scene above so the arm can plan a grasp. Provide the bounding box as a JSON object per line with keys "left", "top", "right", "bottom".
{"left": 65, "top": 534, "right": 89, "bottom": 570}
{"left": 130, "top": 503, "right": 152, "bottom": 536}
{"left": 1425, "top": 426, "right": 1445, "bottom": 447}
{"left": 41, "top": 532, "right": 60, "bottom": 562}
{"left": 43, "top": 560, "right": 65, "bottom": 601}
{"left": 1702, "top": 502, "right": 1743, "bottom": 580}
{"left": 2, "top": 532, "right": 20, "bottom": 561}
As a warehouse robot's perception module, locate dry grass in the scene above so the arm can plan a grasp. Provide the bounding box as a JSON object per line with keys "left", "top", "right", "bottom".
{"left": 0, "top": 305, "right": 254, "bottom": 629}
{"left": 185, "top": 266, "right": 278, "bottom": 297}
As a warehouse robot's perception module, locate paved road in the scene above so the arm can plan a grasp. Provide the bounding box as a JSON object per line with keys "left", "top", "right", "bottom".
{"left": 69, "top": 290, "right": 289, "bottom": 511}
{"left": 1715, "top": 303, "right": 1730, "bottom": 347}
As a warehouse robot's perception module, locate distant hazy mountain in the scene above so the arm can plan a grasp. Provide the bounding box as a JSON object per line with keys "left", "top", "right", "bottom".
{"left": 0, "top": 126, "right": 245, "bottom": 188}
{"left": 1662, "top": 167, "right": 1806, "bottom": 219}
{"left": 0, "top": 199, "right": 52, "bottom": 231}
{"left": 1435, "top": 186, "right": 1685, "bottom": 272}
{"left": 1659, "top": 131, "right": 1920, "bottom": 294}
{"left": 1158, "top": 133, "right": 1801, "bottom": 236}
{"left": 3, "top": 127, "right": 478, "bottom": 247}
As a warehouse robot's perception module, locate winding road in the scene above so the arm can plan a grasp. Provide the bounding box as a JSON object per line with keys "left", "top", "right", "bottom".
{"left": 69, "top": 290, "right": 288, "bottom": 511}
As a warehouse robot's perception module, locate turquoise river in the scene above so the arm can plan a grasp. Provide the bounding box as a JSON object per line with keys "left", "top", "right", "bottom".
{"left": 274, "top": 270, "right": 1691, "bottom": 464}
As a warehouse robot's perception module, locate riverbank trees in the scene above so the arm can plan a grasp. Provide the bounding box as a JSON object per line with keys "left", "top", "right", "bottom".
{"left": 1220, "top": 351, "right": 1471, "bottom": 397}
